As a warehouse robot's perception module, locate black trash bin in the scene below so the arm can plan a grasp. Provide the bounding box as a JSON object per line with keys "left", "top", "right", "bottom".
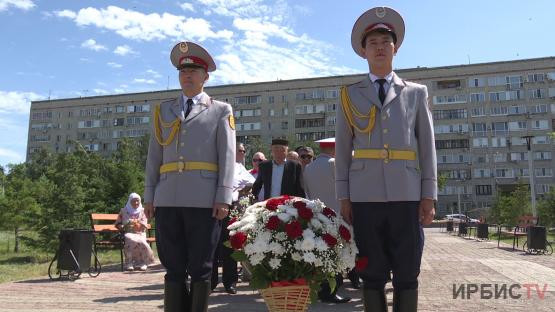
{"left": 446, "top": 221, "right": 454, "bottom": 232}
{"left": 49, "top": 229, "right": 99, "bottom": 280}
{"left": 477, "top": 224, "right": 489, "bottom": 239}
{"left": 527, "top": 226, "right": 547, "bottom": 251}
{"left": 458, "top": 223, "right": 468, "bottom": 236}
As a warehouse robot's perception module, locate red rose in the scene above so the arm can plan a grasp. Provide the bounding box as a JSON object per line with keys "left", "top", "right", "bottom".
{"left": 227, "top": 217, "right": 237, "bottom": 227}
{"left": 266, "top": 198, "right": 281, "bottom": 211}
{"left": 322, "top": 207, "right": 336, "bottom": 218}
{"left": 322, "top": 233, "right": 337, "bottom": 247}
{"left": 298, "top": 207, "right": 313, "bottom": 221}
{"left": 293, "top": 201, "right": 307, "bottom": 209}
{"left": 338, "top": 225, "right": 351, "bottom": 241}
{"left": 285, "top": 220, "right": 302, "bottom": 239}
{"left": 265, "top": 215, "right": 281, "bottom": 230}
{"left": 230, "top": 232, "right": 247, "bottom": 250}
{"left": 355, "top": 256, "right": 368, "bottom": 272}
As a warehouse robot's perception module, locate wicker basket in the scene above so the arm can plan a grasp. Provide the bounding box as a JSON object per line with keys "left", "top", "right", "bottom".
{"left": 259, "top": 285, "right": 310, "bottom": 312}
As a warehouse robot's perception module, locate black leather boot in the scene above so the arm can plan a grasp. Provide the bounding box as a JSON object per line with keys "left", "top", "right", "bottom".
{"left": 190, "top": 281, "right": 211, "bottom": 312}
{"left": 362, "top": 288, "right": 387, "bottom": 312}
{"left": 393, "top": 289, "right": 418, "bottom": 312}
{"left": 164, "top": 279, "right": 186, "bottom": 312}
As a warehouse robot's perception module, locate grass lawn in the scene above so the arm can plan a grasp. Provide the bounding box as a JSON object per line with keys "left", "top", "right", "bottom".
{"left": 0, "top": 231, "right": 158, "bottom": 283}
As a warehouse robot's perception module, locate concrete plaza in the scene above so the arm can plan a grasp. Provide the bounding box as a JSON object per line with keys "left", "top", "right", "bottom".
{"left": 0, "top": 228, "right": 553, "bottom": 311}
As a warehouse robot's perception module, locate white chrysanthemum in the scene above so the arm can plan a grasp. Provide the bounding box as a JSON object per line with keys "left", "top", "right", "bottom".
{"left": 268, "top": 242, "right": 285, "bottom": 255}
{"left": 314, "top": 257, "right": 323, "bottom": 267}
{"left": 277, "top": 212, "right": 292, "bottom": 223}
{"left": 303, "top": 252, "right": 316, "bottom": 264}
{"left": 317, "top": 213, "right": 332, "bottom": 225}
{"left": 274, "top": 232, "right": 287, "bottom": 242}
{"left": 300, "top": 237, "right": 316, "bottom": 251}
{"left": 249, "top": 253, "right": 265, "bottom": 266}
{"left": 269, "top": 258, "right": 281, "bottom": 270}
{"left": 291, "top": 252, "right": 302, "bottom": 261}
{"left": 315, "top": 238, "right": 328, "bottom": 251}
{"left": 310, "top": 218, "right": 323, "bottom": 229}
{"left": 244, "top": 243, "right": 256, "bottom": 255}
{"left": 302, "top": 228, "right": 315, "bottom": 239}
{"left": 294, "top": 240, "right": 303, "bottom": 251}
{"left": 285, "top": 207, "right": 298, "bottom": 218}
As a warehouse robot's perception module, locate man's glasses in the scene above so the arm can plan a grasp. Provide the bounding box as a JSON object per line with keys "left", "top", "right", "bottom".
{"left": 300, "top": 154, "right": 313, "bottom": 160}
{"left": 252, "top": 158, "right": 263, "bottom": 162}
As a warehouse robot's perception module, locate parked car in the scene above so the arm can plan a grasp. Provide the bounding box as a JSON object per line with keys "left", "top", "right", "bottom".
{"left": 444, "top": 214, "right": 480, "bottom": 224}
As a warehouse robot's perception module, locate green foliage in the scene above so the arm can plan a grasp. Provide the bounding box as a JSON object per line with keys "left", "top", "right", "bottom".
{"left": 437, "top": 172, "right": 448, "bottom": 191}
{"left": 489, "top": 184, "right": 532, "bottom": 225}
{"left": 0, "top": 137, "right": 148, "bottom": 252}
{"left": 538, "top": 188, "right": 555, "bottom": 227}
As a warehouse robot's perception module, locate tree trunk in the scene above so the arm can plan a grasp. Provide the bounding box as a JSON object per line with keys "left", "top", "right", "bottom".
{"left": 14, "top": 227, "right": 19, "bottom": 253}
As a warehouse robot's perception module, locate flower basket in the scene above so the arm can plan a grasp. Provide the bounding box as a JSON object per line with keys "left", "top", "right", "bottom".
{"left": 226, "top": 196, "right": 358, "bottom": 308}
{"left": 259, "top": 284, "right": 310, "bottom": 312}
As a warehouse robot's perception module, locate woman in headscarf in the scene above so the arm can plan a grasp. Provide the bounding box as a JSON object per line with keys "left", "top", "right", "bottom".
{"left": 115, "top": 193, "right": 155, "bottom": 271}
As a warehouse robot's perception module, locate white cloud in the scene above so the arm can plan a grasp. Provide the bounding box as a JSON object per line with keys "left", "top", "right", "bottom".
{"left": 81, "top": 38, "right": 107, "bottom": 51}
{"left": 0, "top": 148, "right": 23, "bottom": 163}
{"left": 133, "top": 78, "right": 156, "bottom": 84}
{"left": 0, "top": 90, "right": 43, "bottom": 114}
{"left": 179, "top": 2, "right": 195, "bottom": 12}
{"left": 146, "top": 69, "right": 162, "bottom": 78}
{"left": 113, "top": 45, "right": 137, "bottom": 56}
{"left": 55, "top": 5, "right": 233, "bottom": 42}
{"left": 107, "top": 62, "right": 122, "bottom": 68}
{"left": 93, "top": 88, "right": 108, "bottom": 95}
{"left": 0, "top": 0, "right": 35, "bottom": 12}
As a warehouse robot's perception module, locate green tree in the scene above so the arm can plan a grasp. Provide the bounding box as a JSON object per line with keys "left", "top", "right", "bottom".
{"left": 0, "top": 163, "right": 47, "bottom": 252}
{"left": 490, "top": 184, "right": 532, "bottom": 225}
{"left": 538, "top": 188, "right": 555, "bottom": 227}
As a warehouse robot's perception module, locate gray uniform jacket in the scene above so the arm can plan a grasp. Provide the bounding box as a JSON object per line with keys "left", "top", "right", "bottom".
{"left": 335, "top": 73, "right": 437, "bottom": 202}
{"left": 144, "top": 93, "right": 236, "bottom": 208}
{"left": 304, "top": 154, "right": 341, "bottom": 213}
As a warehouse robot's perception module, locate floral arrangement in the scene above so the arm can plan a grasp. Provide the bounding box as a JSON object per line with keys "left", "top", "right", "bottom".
{"left": 227, "top": 195, "right": 358, "bottom": 302}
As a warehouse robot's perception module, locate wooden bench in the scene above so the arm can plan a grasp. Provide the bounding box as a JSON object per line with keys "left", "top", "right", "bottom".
{"left": 90, "top": 213, "right": 155, "bottom": 271}
{"left": 497, "top": 215, "right": 538, "bottom": 250}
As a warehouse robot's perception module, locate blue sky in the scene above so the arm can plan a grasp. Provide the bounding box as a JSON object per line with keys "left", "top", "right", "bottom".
{"left": 1, "top": 0, "right": 554, "bottom": 167}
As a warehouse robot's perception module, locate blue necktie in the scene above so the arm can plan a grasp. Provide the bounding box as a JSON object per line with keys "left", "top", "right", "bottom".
{"left": 376, "top": 79, "right": 386, "bottom": 104}
{"left": 185, "top": 98, "right": 193, "bottom": 118}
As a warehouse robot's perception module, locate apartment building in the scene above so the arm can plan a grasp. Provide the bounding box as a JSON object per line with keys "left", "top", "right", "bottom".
{"left": 28, "top": 57, "right": 555, "bottom": 216}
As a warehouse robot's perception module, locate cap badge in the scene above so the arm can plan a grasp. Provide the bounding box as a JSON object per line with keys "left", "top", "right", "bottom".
{"left": 182, "top": 58, "right": 193, "bottom": 64}
{"left": 179, "top": 42, "right": 188, "bottom": 53}
{"left": 375, "top": 7, "right": 386, "bottom": 18}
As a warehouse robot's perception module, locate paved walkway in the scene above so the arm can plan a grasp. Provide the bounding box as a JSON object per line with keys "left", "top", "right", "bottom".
{"left": 0, "top": 228, "right": 553, "bottom": 311}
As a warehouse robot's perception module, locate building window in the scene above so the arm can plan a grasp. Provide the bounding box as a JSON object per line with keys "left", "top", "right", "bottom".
{"left": 472, "top": 138, "right": 488, "bottom": 148}
{"left": 327, "top": 90, "right": 338, "bottom": 98}
{"left": 113, "top": 118, "right": 124, "bottom": 126}
{"left": 469, "top": 77, "right": 486, "bottom": 87}
{"left": 115, "top": 106, "right": 125, "bottom": 113}
{"left": 535, "top": 168, "right": 553, "bottom": 177}
{"left": 470, "top": 93, "right": 485, "bottom": 102}
{"left": 268, "top": 96, "right": 274, "bottom": 104}
{"left": 528, "top": 104, "right": 547, "bottom": 114}
{"left": 295, "top": 118, "right": 325, "bottom": 128}
{"left": 476, "top": 185, "right": 492, "bottom": 195}
{"left": 527, "top": 73, "right": 545, "bottom": 83}
{"left": 436, "top": 80, "right": 461, "bottom": 89}
{"left": 531, "top": 120, "right": 549, "bottom": 130}
{"left": 490, "top": 106, "right": 508, "bottom": 116}
{"left": 471, "top": 107, "right": 486, "bottom": 117}
{"left": 473, "top": 169, "right": 491, "bottom": 178}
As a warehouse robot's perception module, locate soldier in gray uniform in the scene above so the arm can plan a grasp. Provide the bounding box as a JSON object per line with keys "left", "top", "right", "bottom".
{"left": 335, "top": 7, "right": 437, "bottom": 312}
{"left": 144, "top": 41, "right": 236, "bottom": 312}
{"left": 303, "top": 138, "right": 351, "bottom": 304}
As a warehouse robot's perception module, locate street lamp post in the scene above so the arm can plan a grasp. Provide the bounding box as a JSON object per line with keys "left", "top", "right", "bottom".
{"left": 522, "top": 135, "right": 536, "bottom": 217}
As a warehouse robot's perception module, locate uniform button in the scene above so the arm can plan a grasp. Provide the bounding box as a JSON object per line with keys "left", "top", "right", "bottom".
{"left": 383, "top": 129, "right": 388, "bottom": 134}
{"left": 384, "top": 144, "right": 389, "bottom": 149}
{"left": 382, "top": 115, "right": 387, "bottom": 121}
{"left": 179, "top": 156, "right": 184, "bottom": 160}
{"left": 180, "top": 142, "right": 185, "bottom": 147}
{"left": 384, "top": 159, "right": 389, "bottom": 164}
{"left": 181, "top": 130, "right": 186, "bottom": 135}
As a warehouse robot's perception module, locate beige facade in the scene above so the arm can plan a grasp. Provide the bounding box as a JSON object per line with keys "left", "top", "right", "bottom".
{"left": 28, "top": 57, "right": 555, "bottom": 216}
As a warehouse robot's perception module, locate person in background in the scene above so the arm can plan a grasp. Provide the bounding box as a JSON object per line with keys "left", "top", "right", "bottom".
{"left": 303, "top": 138, "right": 351, "bottom": 304}
{"left": 115, "top": 193, "right": 155, "bottom": 271}
{"left": 296, "top": 146, "right": 315, "bottom": 169}
{"left": 212, "top": 143, "right": 255, "bottom": 294}
{"left": 252, "top": 139, "right": 305, "bottom": 200}
{"left": 249, "top": 152, "right": 266, "bottom": 179}
{"left": 286, "top": 151, "right": 299, "bottom": 161}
